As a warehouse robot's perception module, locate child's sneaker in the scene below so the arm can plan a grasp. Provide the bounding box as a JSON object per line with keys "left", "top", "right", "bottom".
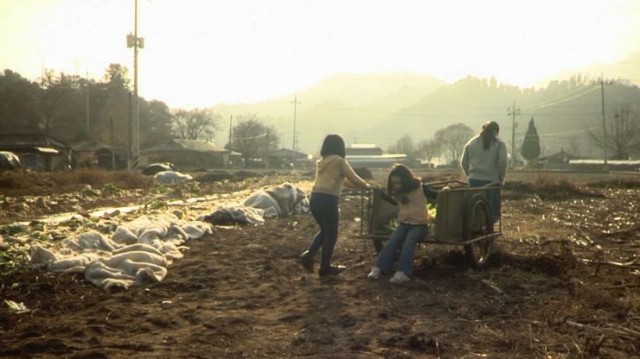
{"left": 318, "top": 265, "right": 346, "bottom": 277}
{"left": 299, "top": 250, "right": 314, "bottom": 272}
{"left": 367, "top": 267, "right": 381, "bottom": 280}
{"left": 389, "top": 271, "right": 410, "bottom": 284}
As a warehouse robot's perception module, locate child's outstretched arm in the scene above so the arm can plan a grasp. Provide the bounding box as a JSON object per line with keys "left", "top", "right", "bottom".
{"left": 341, "top": 160, "right": 370, "bottom": 190}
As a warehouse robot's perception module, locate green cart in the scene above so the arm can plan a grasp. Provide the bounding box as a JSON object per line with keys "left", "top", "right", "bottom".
{"left": 358, "top": 180, "right": 502, "bottom": 269}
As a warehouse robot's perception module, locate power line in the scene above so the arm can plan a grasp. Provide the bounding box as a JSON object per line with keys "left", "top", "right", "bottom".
{"left": 523, "top": 85, "right": 600, "bottom": 111}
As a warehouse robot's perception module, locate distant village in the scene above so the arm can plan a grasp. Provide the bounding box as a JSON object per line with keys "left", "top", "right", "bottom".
{"left": 2, "top": 134, "right": 639, "bottom": 172}
{"left": 0, "top": 134, "right": 403, "bottom": 171}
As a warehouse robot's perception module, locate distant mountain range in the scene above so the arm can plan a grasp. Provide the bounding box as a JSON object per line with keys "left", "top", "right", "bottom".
{"left": 543, "top": 52, "right": 640, "bottom": 88}
{"left": 211, "top": 54, "right": 640, "bottom": 158}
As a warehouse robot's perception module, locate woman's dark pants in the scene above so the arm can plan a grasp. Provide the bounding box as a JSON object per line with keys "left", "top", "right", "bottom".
{"left": 468, "top": 179, "right": 501, "bottom": 224}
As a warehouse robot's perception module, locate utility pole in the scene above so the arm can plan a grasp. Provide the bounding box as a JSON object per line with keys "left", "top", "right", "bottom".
{"left": 228, "top": 115, "right": 233, "bottom": 150}
{"left": 507, "top": 100, "right": 521, "bottom": 167}
{"left": 291, "top": 94, "right": 300, "bottom": 153}
{"left": 265, "top": 127, "right": 271, "bottom": 168}
{"left": 85, "top": 72, "right": 90, "bottom": 139}
{"left": 600, "top": 73, "right": 608, "bottom": 168}
{"left": 127, "top": 0, "right": 144, "bottom": 169}
{"left": 290, "top": 94, "right": 300, "bottom": 167}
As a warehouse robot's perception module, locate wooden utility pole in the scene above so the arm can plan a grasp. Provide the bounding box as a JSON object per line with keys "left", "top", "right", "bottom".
{"left": 126, "top": 0, "right": 144, "bottom": 169}
{"left": 290, "top": 94, "right": 301, "bottom": 167}
{"left": 507, "top": 100, "right": 521, "bottom": 167}
{"left": 85, "top": 74, "right": 90, "bottom": 139}
{"left": 291, "top": 94, "right": 300, "bottom": 153}
{"left": 228, "top": 115, "right": 233, "bottom": 150}
{"left": 266, "top": 127, "right": 271, "bottom": 168}
{"left": 600, "top": 74, "right": 608, "bottom": 167}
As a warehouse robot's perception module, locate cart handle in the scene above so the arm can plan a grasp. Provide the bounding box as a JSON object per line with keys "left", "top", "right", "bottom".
{"left": 480, "top": 182, "right": 502, "bottom": 188}
{"left": 373, "top": 188, "right": 398, "bottom": 205}
{"left": 423, "top": 180, "right": 468, "bottom": 188}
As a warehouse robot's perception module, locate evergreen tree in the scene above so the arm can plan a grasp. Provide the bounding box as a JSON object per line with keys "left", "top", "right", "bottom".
{"left": 521, "top": 117, "right": 541, "bottom": 164}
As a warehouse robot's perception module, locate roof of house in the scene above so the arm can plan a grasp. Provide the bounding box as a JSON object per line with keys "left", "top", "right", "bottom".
{"left": 142, "top": 139, "right": 228, "bottom": 154}
{"left": 268, "top": 148, "right": 309, "bottom": 158}
{"left": 71, "top": 141, "right": 129, "bottom": 156}
{"left": 539, "top": 149, "right": 582, "bottom": 162}
{"left": 346, "top": 144, "right": 384, "bottom": 156}
{"left": 0, "top": 133, "right": 69, "bottom": 153}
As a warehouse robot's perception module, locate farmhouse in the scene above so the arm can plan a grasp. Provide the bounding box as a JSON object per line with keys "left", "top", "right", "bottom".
{"left": 345, "top": 144, "right": 406, "bottom": 168}
{"left": 267, "top": 148, "right": 312, "bottom": 169}
{"left": 71, "top": 140, "right": 128, "bottom": 170}
{"left": 538, "top": 149, "right": 582, "bottom": 169}
{"left": 142, "top": 139, "right": 231, "bottom": 169}
{"left": 0, "top": 133, "right": 70, "bottom": 171}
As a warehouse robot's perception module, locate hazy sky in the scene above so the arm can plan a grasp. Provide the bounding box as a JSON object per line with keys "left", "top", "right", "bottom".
{"left": 2, "top": 0, "right": 639, "bottom": 109}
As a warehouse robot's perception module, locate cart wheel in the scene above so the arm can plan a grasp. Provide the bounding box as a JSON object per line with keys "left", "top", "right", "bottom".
{"left": 463, "top": 193, "right": 494, "bottom": 269}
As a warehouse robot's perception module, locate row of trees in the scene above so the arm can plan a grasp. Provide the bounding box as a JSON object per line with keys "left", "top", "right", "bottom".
{"left": 520, "top": 108, "right": 640, "bottom": 163}
{"left": 387, "top": 121, "right": 540, "bottom": 166}
{"left": 0, "top": 65, "right": 173, "bottom": 149}
{"left": 0, "top": 65, "right": 280, "bottom": 161}
{"left": 389, "top": 104, "right": 639, "bottom": 168}
{"left": 387, "top": 123, "right": 476, "bottom": 166}
{"left": 3, "top": 63, "right": 636, "bottom": 166}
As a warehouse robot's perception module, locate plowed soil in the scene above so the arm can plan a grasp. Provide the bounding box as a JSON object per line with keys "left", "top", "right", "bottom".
{"left": 1, "top": 169, "right": 639, "bottom": 358}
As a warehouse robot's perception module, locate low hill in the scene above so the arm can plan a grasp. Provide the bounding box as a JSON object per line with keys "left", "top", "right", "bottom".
{"left": 211, "top": 67, "right": 640, "bottom": 159}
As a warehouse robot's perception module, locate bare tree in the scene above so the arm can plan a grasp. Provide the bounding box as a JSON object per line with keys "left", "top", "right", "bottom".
{"left": 231, "top": 114, "right": 279, "bottom": 160}
{"left": 388, "top": 135, "right": 416, "bottom": 161}
{"left": 416, "top": 138, "right": 441, "bottom": 166}
{"left": 589, "top": 104, "right": 640, "bottom": 160}
{"left": 434, "top": 123, "right": 474, "bottom": 164}
{"left": 172, "top": 108, "right": 220, "bottom": 140}
{"left": 36, "top": 70, "right": 74, "bottom": 135}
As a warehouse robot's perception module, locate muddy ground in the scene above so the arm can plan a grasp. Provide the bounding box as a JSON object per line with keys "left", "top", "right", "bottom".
{"left": 0, "top": 169, "right": 639, "bottom": 358}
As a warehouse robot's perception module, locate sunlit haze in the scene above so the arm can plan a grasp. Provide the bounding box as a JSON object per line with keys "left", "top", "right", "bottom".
{"left": 2, "top": 0, "right": 639, "bottom": 109}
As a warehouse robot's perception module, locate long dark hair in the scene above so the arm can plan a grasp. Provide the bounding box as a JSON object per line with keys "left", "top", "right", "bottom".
{"left": 387, "top": 164, "right": 421, "bottom": 204}
{"left": 480, "top": 121, "right": 500, "bottom": 150}
{"left": 320, "top": 134, "right": 346, "bottom": 158}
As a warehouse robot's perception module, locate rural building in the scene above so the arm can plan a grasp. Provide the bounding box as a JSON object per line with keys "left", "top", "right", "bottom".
{"left": 141, "top": 139, "right": 231, "bottom": 169}
{"left": 346, "top": 144, "right": 384, "bottom": 156}
{"left": 569, "top": 159, "right": 640, "bottom": 172}
{"left": 0, "top": 133, "right": 70, "bottom": 171}
{"left": 267, "top": 148, "right": 312, "bottom": 169}
{"left": 346, "top": 143, "right": 406, "bottom": 168}
{"left": 71, "top": 140, "right": 128, "bottom": 170}
{"left": 538, "top": 149, "right": 581, "bottom": 169}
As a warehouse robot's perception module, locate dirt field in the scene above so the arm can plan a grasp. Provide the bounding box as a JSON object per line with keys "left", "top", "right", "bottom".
{"left": 0, "top": 169, "right": 639, "bottom": 358}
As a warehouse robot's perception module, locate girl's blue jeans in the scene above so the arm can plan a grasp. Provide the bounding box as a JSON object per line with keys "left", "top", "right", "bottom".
{"left": 376, "top": 223, "right": 427, "bottom": 276}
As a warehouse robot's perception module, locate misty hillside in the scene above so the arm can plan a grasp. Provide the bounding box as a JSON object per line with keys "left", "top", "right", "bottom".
{"left": 211, "top": 68, "right": 640, "bottom": 158}
{"left": 542, "top": 52, "right": 640, "bottom": 88}
{"left": 409, "top": 77, "right": 640, "bottom": 158}
{"left": 211, "top": 73, "right": 446, "bottom": 152}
